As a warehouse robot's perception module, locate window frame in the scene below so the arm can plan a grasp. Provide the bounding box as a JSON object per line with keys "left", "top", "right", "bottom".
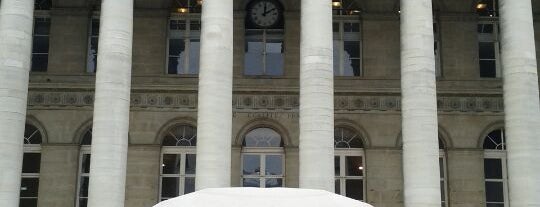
{"left": 159, "top": 146, "right": 197, "bottom": 201}
{"left": 334, "top": 148, "right": 365, "bottom": 201}
{"left": 86, "top": 14, "right": 100, "bottom": 74}
{"left": 483, "top": 128, "right": 509, "bottom": 207}
{"left": 166, "top": 13, "right": 201, "bottom": 75}
{"left": 21, "top": 127, "right": 42, "bottom": 207}
{"left": 241, "top": 147, "right": 285, "bottom": 188}
{"left": 30, "top": 11, "right": 51, "bottom": 73}
{"left": 76, "top": 128, "right": 92, "bottom": 207}
{"left": 332, "top": 16, "right": 362, "bottom": 77}
{"left": 243, "top": 28, "right": 285, "bottom": 76}
{"left": 439, "top": 149, "right": 448, "bottom": 207}
{"left": 477, "top": 19, "right": 501, "bottom": 78}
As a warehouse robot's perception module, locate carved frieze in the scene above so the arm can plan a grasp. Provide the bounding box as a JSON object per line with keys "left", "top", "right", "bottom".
{"left": 27, "top": 91, "right": 504, "bottom": 113}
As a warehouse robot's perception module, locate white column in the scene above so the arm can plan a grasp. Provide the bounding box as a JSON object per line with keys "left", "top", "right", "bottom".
{"left": 87, "top": 0, "right": 133, "bottom": 207}
{"left": 298, "top": 0, "right": 334, "bottom": 191}
{"left": 499, "top": 0, "right": 540, "bottom": 206}
{"left": 0, "top": 1, "right": 34, "bottom": 207}
{"left": 195, "top": 0, "right": 234, "bottom": 190}
{"left": 400, "top": 0, "right": 441, "bottom": 206}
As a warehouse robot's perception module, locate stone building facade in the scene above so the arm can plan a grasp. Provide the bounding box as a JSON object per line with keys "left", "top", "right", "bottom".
{"left": 1, "top": 0, "right": 539, "bottom": 207}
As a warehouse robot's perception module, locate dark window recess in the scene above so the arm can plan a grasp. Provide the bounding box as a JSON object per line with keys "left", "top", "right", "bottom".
{"left": 479, "top": 42, "right": 496, "bottom": 78}
{"left": 484, "top": 159, "right": 503, "bottom": 179}
{"left": 34, "top": 0, "right": 52, "bottom": 10}
{"left": 22, "top": 153, "right": 41, "bottom": 174}
{"left": 31, "top": 18, "right": 50, "bottom": 72}
{"left": 485, "top": 182, "right": 505, "bottom": 202}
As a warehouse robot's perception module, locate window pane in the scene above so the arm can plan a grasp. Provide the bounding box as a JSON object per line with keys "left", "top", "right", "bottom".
{"left": 265, "top": 178, "right": 283, "bottom": 188}
{"left": 190, "top": 21, "right": 200, "bottom": 31}
{"left": 334, "top": 156, "right": 340, "bottom": 176}
{"left": 31, "top": 54, "right": 48, "bottom": 72}
{"left": 168, "top": 39, "right": 186, "bottom": 75}
{"left": 265, "top": 155, "right": 282, "bottom": 175}
{"left": 79, "top": 177, "right": 89, "bottom": 197}
{"left": 344, "top": 41, "right": 360, "bottom": 58}
{"left": 91, "top": 19, "right": 100, "bottom": 36}
{"left": 244, "top": 128, "right": 282, "bottom": 147}
{"left": 189, "top": 40, "right": 200, "bottom": 74}
{"left": 243, "top": 178, "right": 260, "bottom": 187}
{"left": 34, "top": 18, "right": 50, "bottom": 35}
{"left": 485, "top": 181, "right": 504, "bottom": 202}
{"left": 161, "top": 177, "right": 180, "bottom": 198}
{"left": 345, "top": 156, "right": 363, "bottom": 176}
{"left": 81, "top": 154, "right": 91, "bottom": 174}
{"left": 483, "top": 129, "right": 504, "bottom": 150}
{"left": 265, "top": 40, "right": 284, "bottom": 76}
{"left": 346, "top": 58, "right": 360, "bottom": 76}
{"left": 344, "top": 23, "right": 360, "bottom": 32}
{"left": 478, "top": 24, "right": 494, "bottom": 34}
{"left": 335, "top": 179, "right": 340, "bottom": 194}
{"left": 170, "top": 20, "right": 186, "bottom": 30}
{"left": 24, "top": 124, "right": 42, "bottom": 144}
{"left": 479, "top": 42, "right": 495, "bottom": 59}
{"left": 184, "top": 177, "right": 195, "bottom": 194}
{"left": 484, "top": 159, "right": 503, "bottom": 179}
{"left": 243, "top": 155, "right": 260, "bottom": 175}
{"left": 244, "top": 40, "right": 264, "bottom": 75}
{"left": 345, "top": 179, "right": 363, "bottom": 200}
{"left": 32, "top": 36, "right": 49, "bottom": 53}
{"left": 22, "top": 153, "right": 41, "bottom": 173}
{"left": 486, "top": 204, "right": 505, "bottom": 207}
{"left": 440, "top": 180, "right": 445, "bottom": 201}
{"left": 480, "top": 60, "right": 497, "bottom": 78}
{"left": 162, "top": 154, "right": 181, "bottom": 174}
{"left": 79, "top": 199, "right": 88, "bottom": 207}
{"left": 19, "top": 198, "right": 38, "bottom": 207}
{"left": 87, "top": 37, "right": 98, "bottom": 73}
{"left": 185, "top": 154, "right": 196, "bottom": 174}
{"left": 20, "top": 178, "right": 39, "bottom": 197}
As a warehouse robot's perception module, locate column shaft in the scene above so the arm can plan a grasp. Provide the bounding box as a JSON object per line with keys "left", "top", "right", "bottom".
{"left": 499, "top": 0, "right": 540, "bottom": 205}
{"left": 195, "top": 0, "right": 234, "bottom": 190}
{"left": 0, "top": 0, "right": 34, "bottom": 206}
{"left": 400, "top": 0, "right": 441, "bottom": 206}
{"left": 87, "top": 0, "right": 133, "bottom": 207}
{"left": 299, "top": 0, "right": 334, "bottom": 191}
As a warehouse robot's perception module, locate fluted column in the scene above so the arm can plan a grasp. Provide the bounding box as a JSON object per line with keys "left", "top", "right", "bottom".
{"left": 298, "top": 0, "right": 334, "bottom": 191}
{"left": 400, "top": 0, "right": 441, "bottom": 206}
{"left": 195, "top": 0, "right": 234, "bottom": 190}
{"left": 87, "top": 0, "right": 133, "bottom": 207}
{"left": 0, "top": 1, "right": 34, "bottom": 207}
{"left": 499, "top": 0, "right": 540, "bottom": 206}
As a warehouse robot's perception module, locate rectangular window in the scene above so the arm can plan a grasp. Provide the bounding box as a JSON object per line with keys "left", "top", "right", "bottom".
{"left": 86, "top": 18, "right": 99, "bottom": 73}
{"left": 167, "top": 17, "right": 201, "bottom": 75}
{"left": 440, "top": 153, "right": 448, "bottom": 207}
{"left": 160, "top": 152, "right": 196, "bottom": 201}
{"left": 478, "top": 22, "right": 500, "bottom": 78}
{"left": 333, "top": 21, "right": 361, "bottom": 76}
{"left": 20, "top": 151, "right": 41, "bottom": 207}
{"left": 77, "top": 152, "right": 91, "bottom": 207}
{"left": 244, "top": 29, "right": 284, "bottom": 76}
{"left": 434, "top": 22, "right": 442, "bottom": 77}
{"left": 241, "top": 152, "right": 284, "bottom": 188}
{"left": 334, "top": 151, "right": 365, "bottom": 201}
{"left": 31, "top": 17, "right": 50, "bottom": 72}
{"left": 483, "top": 153, "right": 508, "bottom": 207}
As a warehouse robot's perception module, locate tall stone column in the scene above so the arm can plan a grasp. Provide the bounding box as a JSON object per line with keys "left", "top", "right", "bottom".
{"left": 0, "top": 1, "right": 34, "bottom": 207}
{"left": 499, "top": 0, "right": 540, "bottom": 206}
{"left": 195, "top": 0, "right": 234, "bottom": 190}
{"left": 298, "top": 0, "right": 334, "bottom": 191}
{"left": 400, "top": 0, "right": 441, "bottom": 206}
{"left": 87, "top": 0, "right": 133, "bottom": 207}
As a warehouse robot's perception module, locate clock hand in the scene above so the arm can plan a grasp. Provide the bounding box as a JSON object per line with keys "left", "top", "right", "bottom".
{"left": 263, "top": 8, "right": 277, "bottom": 15}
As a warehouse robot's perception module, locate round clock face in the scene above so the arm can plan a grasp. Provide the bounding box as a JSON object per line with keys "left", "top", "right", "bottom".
{"left": 248, "top": 0, "right": 281, "bottom": 28}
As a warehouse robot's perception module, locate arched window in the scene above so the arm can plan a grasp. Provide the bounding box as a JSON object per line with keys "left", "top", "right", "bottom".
{"left": 20, "top": 124, "right": 43, "bottom": 207}
{"left": 334, "top": 126, "right": 364, "bottom": 201}
{"left": 241, "top": 127, "right": 284, "bottom": 188}
{"left": 160, "top": 125, "right": 197, "bottom": 201}
{"left": 483, "top": 128, "right": 508, "bottom": 207}
{"left": 439, "top": 138, "right": 448, "bottom": 207}
{"left": 77, "top": 128, "right": 92, "bottom": 207}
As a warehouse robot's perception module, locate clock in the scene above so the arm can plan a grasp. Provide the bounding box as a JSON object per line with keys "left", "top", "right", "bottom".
{"left": 247, "top": 0, "right": 283, "bottom": 28}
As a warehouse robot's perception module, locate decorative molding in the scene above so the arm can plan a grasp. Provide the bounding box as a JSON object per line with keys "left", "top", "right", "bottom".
{"left": 27, "top": 91, "right": 504, "bottom": 113}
